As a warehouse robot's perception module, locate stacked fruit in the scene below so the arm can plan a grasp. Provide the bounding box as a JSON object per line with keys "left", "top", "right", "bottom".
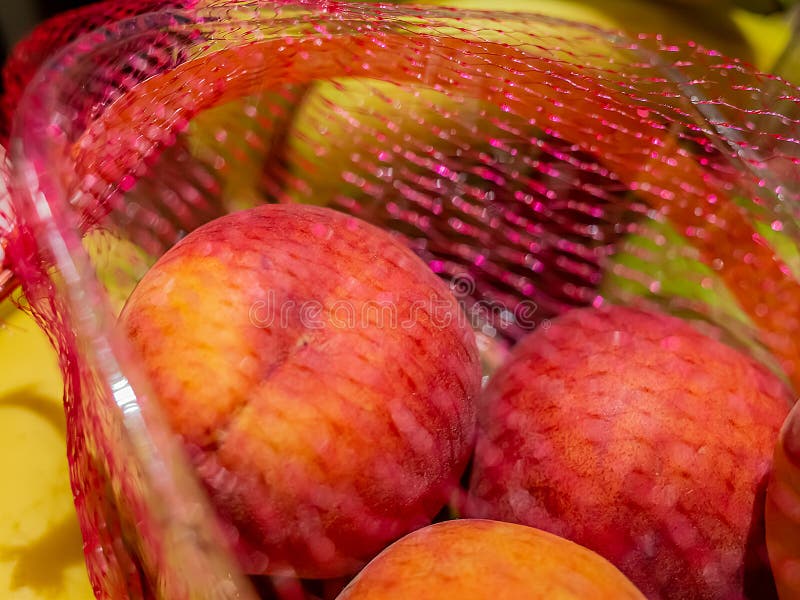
{"left": 1, "top": 2, "right": 800, "bottom": 598}
{"left": 119, "top": 201, "right": 795, "bottom": 599}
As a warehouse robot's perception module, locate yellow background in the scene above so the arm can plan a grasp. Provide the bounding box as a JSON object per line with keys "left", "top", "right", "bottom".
{"left": 0, "top": 300, "right": 92, "bottom": 599}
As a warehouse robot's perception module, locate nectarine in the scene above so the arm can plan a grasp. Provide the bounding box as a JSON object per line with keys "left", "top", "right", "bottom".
{"left": 466, "top": 306, "right": 792, "bottom": 599}
{"left": 119, "top": 204, "right": 481, "bottom": 578}
{"left": 336, "top": 519, "right": 646, "bottom": 600}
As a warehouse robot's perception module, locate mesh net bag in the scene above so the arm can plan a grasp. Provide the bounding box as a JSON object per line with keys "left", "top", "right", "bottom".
{"left": 3, "top": 1, "right": 800, "bottom": 598}
{"left": 0, "top": 0, "right": 197, "bottom": 142}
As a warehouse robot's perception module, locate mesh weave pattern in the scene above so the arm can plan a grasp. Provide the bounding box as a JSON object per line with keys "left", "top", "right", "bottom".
{"left": 4, "top": 2, "right": 800, "bottom": 599}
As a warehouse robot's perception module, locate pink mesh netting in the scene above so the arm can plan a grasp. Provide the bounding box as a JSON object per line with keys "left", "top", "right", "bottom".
{"left": 0, "top": 0, "right": 196, "bottom": 142}
{"left": 2, "top": 1, "right": 800, "bottom": 599}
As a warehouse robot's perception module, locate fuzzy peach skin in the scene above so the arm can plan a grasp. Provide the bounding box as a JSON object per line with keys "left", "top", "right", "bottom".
{"left": 336, "top": 519, "right": 646, "bottom": 600}
{"left": 118, "top": 204, "right": 481, "bottom": 578}
{"left": 466, "top": 306, "right": 792, "bottom": 600}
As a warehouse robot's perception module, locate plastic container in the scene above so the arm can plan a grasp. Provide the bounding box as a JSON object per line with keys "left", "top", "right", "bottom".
{"left": 4, "top": 1, "right": 800, "bottom": 598}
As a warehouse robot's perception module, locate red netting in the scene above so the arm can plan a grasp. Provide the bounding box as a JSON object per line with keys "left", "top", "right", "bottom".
{"left": 0, "top": 0, "right": 195, "bottom": 143}
{"left": 3, "top": 1, "right": 800, "bottom": 599}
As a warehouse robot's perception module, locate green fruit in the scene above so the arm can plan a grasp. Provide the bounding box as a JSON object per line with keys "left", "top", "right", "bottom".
{"left": 401, "top": 0, "right": 755, "bottom": 62}
{"left": 600, "top": 216, "right": 749, "bottom": 316}
{"left": 183, "top": 0, "right": 774, "bottom": 216}
{"left": 600, "top": 210, "right": 799, "bottom": 379}
{"left": 82, "top": 229, "right": 155, "bottom": 316}
{"left": 282, "top": 80, "right": 510, "bottom": 205}
{"left": 186, "top": 87, "right": 312, "bottom": 211}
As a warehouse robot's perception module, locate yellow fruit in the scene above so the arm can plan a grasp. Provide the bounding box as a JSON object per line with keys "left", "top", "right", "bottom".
{"left": 82, "top": 228, "right": 155, "bottom": 317}
{"left": 732, "top": 7, "right": 793, "bottom": 75}
{"left": 180, "top": 0, "right": 761, "bottom": 211}
{"left": 279, "top": 0, "right": 756, "bottom": 206}
{"left": 403, "top": 0, "right": 754, "bottom": 61}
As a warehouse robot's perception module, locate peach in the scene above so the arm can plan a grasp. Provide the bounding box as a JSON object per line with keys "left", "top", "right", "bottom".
{"left": 119, "top": 204, "right": 481, "bottom": 578}
{"left": 466, "top": 306, "right": 792, "bottom": 599}
{"left": 336, "top": 519, "right": 646, "bottom": 600}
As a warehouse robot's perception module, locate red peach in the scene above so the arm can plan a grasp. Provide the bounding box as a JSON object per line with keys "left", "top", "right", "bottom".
{"left": 119, "top": 204, "right": 481, "bottom": 578}
{"left": 466, "top": 306, "right": 792, "bottom": 599}
{"left": 336, "top": 519, "right": 646, "bottom": 600}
